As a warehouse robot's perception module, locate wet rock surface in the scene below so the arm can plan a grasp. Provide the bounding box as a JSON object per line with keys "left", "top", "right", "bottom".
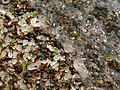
{"left": 0, "top": 0, "right": 120, "bottom": 90}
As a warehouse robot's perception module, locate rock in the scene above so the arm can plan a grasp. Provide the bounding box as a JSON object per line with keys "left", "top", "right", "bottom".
{"left": 12, "top": 51, "right": 18, "bottom": 58}
{"left": 17, "top": 80, "right": 27, "bottom": 90}
{"left": 6, "top": 11, "right": 14, "bottom": 19}
{"left": 8, "top": 51, "right": 13, "bottom": 58}
{"left": 73, "top": 57, "right": 90, "bottom": 80}
{"left": 30, "top": 16, "right": 46, "bottom": 28}
{"left": 18, "top": 19, "right": 27, "bottom": 27}
{"left": 104, "top": 77, "right": 113, "bottom": 83}
{"left": 117, "top": 30, "right": 120, "bottom": 38}
{"left": 0, "top": 71, "right": 9, "bottom": 77}
{"left": 47, "top": 45, "right": 56, "bottom": 51}
{"left": 14, "top": 45, "right": 22, "bottom": 51}
{"left": 53, "top": 54, "right": 61, "bottom": 61}
{"left": 0, "top": 6, "right": 6, "bottom": 15}
{"left": 2, "top": 0, "right": 10, "bottom": 4}
{"left": 27, "top": 63, "right": 36, "bottom": 70}
{"left": 0, "top": 50, "right": 7, "bottom": 59}
{"left": 55, "top": 73, "right": 61, "bottom": 80}
{"left": 50, "top": 61, "right": 59, "bottom": 71}
{"left": 23, "top": 40, "right": 28, "bottom": 46}
{"left": 63, "top": 42, "right": 74, "bottom": 53}
{"left": 0, "top": 81, "right": 3, "bottom": 86}
{"left": 45, "top": 80, "right": 54, "bottom": 86}
{"left": 11, "top": 59, "right": 18, "bottom": 65}
{"left": 14, "top": 83, "right": 19, "bottom": 89}
{"left": 64, "top": 72, "right": 72, "bottom": 80}
{"left": 96, "top": 79, "right": 104, "bottom": 86}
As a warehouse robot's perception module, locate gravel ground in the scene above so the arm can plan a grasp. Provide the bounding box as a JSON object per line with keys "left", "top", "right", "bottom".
{"left": 0, "top": 0, "right": 120, "bottom": 90}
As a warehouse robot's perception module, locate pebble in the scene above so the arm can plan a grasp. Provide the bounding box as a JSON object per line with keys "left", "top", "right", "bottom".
{"left": 18, "top": 19, "right": 27, "bottom": 27}
{"left": 17, "top": 80, "right": 27, "bottom": 90}
{"left": 2, "top": 0, "right": 10, "bottom": 4}
{"left": 6, "top": 12, "right": 14, "bottom": 19}
{"left": 27, "top": 63, "right": 36, "bottom": 70}
{"left": 0, "top": 81, "right": 3, "bottom": 86}
{"left": 30, "top": 16, "right": 46, "bottom": 28}
{"left": 104, "top": 77, "right": 113, "bottom": 83}
{"left": 63, "top": 42, "right": 74, "bottom": 53}
{"left": 12, "top": 51, "right": 18, "bottom": 58}
{"left": 96, "top": 79, "right": 104, "bottom": 86}
{"left": 47, "top": 45, "right": 55, "bottom": 51}
{"left": 53, "top": 54, "right": 61, "bottom": 61}
{"left": 23, "top": 40, "right": 29, "bottom": 46}
{"left": 64, "top": 72, "right": 72, "bottom": 80}
{"left": 14, "top": 83, "right": 19, "bottom": 89}
{"left": 14, "top": 45, "right": 22, "bottom": 51}
{"left": 8, "top": 51, "right": 13, "bottom": 58}
{"left": 0, "top": 6, "right": 6, "bottom": 15}
{"left": 117, "top": 30, "right": 120, "bottom": 37}
{"left": 50, "top": 61, "right": 59, "bottom": 71}
{"left": 45, "top": 80, "right": 54, "bottom": 86}
{"left": 73, "top": 57, "right": 90, "bottom": 80}
{"left": 11, "top": 59, "right": 18, "bottom": 65}
{"left": 0, "top": 71, "right": 9, "bottom": 77}
{"left": 0, "top": 50, "right": 7, "bottom": 59}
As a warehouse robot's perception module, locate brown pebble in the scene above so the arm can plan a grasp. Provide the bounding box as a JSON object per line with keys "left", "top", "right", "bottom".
{"left": 0, "top": 50, "right": 7, "bottom": 59}
{"left": 96, "top": 79, "right": 104, "bottom": 86}
{"left": 14, "top": 83, "right": 19, "bottom": 89}
{"left": 9, "top": 7, "right": 14, "bottom": 12}
{"left": 104, "top": 77, "right": 113, "bottom": 83}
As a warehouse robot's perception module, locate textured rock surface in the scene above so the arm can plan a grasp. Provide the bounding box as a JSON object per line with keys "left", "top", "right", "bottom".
{"left": 0, "top": 0, "right": 120, "bottom": 90}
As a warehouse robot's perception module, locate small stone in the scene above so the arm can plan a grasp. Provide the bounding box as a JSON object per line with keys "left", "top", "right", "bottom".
{"left": 64, "top": 72, "right": 72, "bottom": 80}
{"left": 47, "top": 45, "right": 55, "bottom": 51}
{"left": 0, "top": 6, "right": 6, "bottom": 15}
{"left": 27, "top": 64, "right": 36, "bottom": 70}
{"left": 50, "top": 61, "right": 59, "bottom": 71}
{"left": 0, "top": 81, "right": 3, "bottom": 86}
{"left": 14, "top": 45, "right": 22, "bottom": 51}
{"left": 30, "top": 16, "right": 46, "bottom": 28}
{"left": 14, "top": 83, "right": 19, "bottom": 89}
{"left": 63, "top": 42, "right": 74, "bottom": 53}
{"left": 53, "top": 54, "right": 61, "bottom": 61}
{"left": 117, "top": 30, "right": 120, "bottom": 37}
{"left": 0, "top": 71, "right": 9, "bottom": 77}
{"left": 45, "top": 80, "right": 54, "bottom": 86}
{"left": 12, "top": 59, "right": 18, "bottom": 65}
{"left": 0, "top": 50, "right": 7, "bottom": 59}
{"left": 55, "top": 73, "right": 61, "bottom": 80}
{"left": 23, "top": 40, "right": 28, "bottom": 46}
{"left": 2, "top": 0, "right": 10, "bottom": 4}
{"left": 17, "top": 80, "right": 27, "bottom": 90}
{"left": 104, "top": 77, "right": 113, "bottom": 83}
{"left": 12, "top": 51, "right": 18, "bottom": 58}
{"left": 96, "top": 79, "right": 104, "bottom": 86}
{"left": 27, "top": 84, "right": 32, "bottom": 88}
{"left": 6, "top": 12, "right": 14, "bottom": 19}
{"left": 73, "top": 58, "right": 90, "bottom": 80}
{"left": 8, "top": 51, "right": 13, "bottom": 58}
{"left": 18, "top": 19, "right": 27, "bottom": 27}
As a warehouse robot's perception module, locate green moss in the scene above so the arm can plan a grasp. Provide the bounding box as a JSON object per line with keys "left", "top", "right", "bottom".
{"left": 21, "top": 59, "right": 29, "bottom": 73}
{"left": 104, "top": 51, "right": 112, "bottom": 59}
{"left": 38, "top": 50, "right": 45, "bottom": 60}
{"left": 63, "top": 80, "right": 69, "bottom": 84}
{"left": 60, "top": 61, "right": 66, "bottom": 66}
{"left": 29, "top": 12, "right": 36, "bottom": 17}
{"left": 53, "top": 49, "right": 59, "bottom": 56}
{"left": 12, "top": 76, "right": 17, "bottom": 82}
{"left": 11, "top": 38, "right": 16, "bottom": 43}
{"left": 72, "top": 31, "right": 80, "bottom": 37}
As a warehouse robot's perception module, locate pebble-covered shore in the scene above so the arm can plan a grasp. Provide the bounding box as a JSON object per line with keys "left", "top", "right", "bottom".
{"left": 0, "top": 0, "right": 120, "bottom": 90}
